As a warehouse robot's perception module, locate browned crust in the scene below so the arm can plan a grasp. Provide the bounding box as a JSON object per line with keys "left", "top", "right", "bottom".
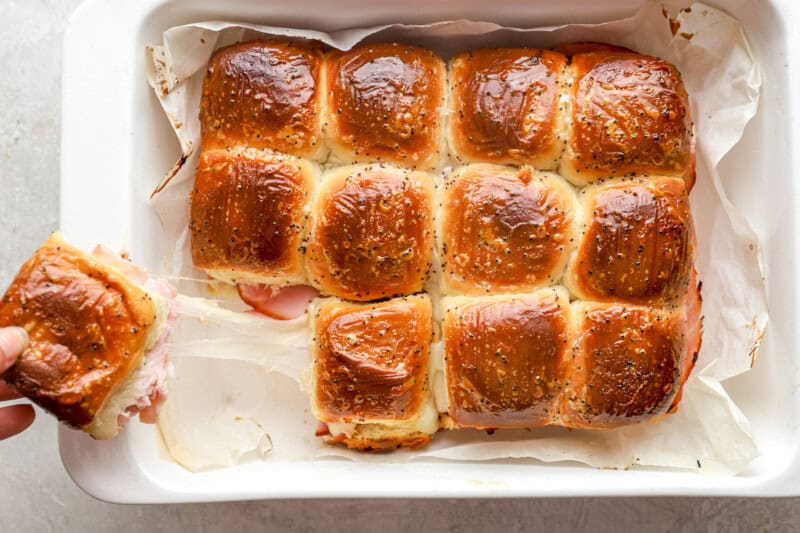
{"left": 670, "top": 264, "right": 703, "bottom": 412}
{"left": 0, "top": 233, "right": 156, "bottom": 430}
{"left": 305, "top": 165, "right": 434, "bottom": 301}
{"left": 199, "top": 39, "right": 326, "bottom": 158}
{"left": 443, "top": 289, "right": 571, "bottom": 429}
{"left": 324, "top": 430, "right": 432, "bottom": 451}
{"left": 561, "top": 302, "right": 686, "bottom": 429}
{"left": 683, "top": 123, "right": 697, "bottom": 192}
{"left": 440, "top": 165, "right": 576, "bottom": 295}
{"left": 323, "top": 43, "right": 446, "bottom": 169}
{"left": 311, "top": 295, "right": 433, "bottom": 424}
{"left": 566, "top": 176, "right": 693, "bottom": 305}
{"left": 190, "top": 148, "right": 315, "bottom": 285}
{"left": 561, "top": 50, "right": 693, "bottom": 184}
{"left": 447, "top": 48, "right": 566, "bottom": 167}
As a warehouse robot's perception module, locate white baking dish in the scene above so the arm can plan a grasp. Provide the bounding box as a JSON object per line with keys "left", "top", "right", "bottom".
{"left": 58, "top": 0, "right": 800, "bottom": 501}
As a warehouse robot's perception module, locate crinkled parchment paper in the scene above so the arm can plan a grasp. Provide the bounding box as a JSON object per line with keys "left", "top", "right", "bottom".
{"left": 146, "top": 1, "right": 767, "bottom": 474}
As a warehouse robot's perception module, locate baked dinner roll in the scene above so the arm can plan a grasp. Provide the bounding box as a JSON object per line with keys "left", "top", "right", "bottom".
{"left": 439, "top": 164, "right": 577, "bottom": 296}
{"left": 564, "top": 176, "right": 692, "bottom": 305}
{"left": 323, "top": 43, "right": 446, "bottom": 170}
{"left": 199, "top": 39, "right": 326, "bottom": 160}
{"left": 190, "top": 147, "right": 317, "bottom": 286}
{"left": 441, "top": 287, "right": 571, "bottom": 429}
{"left": 305, "top": 164, "right": 435, "bottom": 301}
{"left": 447, "top": 48, "right": 568, "bottom": 168}
{"left": 559, "top": 46, "right": 694, "bottom": 188}
{"left": 561, "top": 302, "right": 686, "bottom": 429}
{"left": 0, "top": 232, "right": 176, "bottom": 439}
{"left": 310, "top": 295, "right": 438, "bottom": 449}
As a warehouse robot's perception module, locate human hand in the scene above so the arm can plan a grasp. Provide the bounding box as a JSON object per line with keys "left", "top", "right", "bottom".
{"left": 0, "top": 327, "right": 35, "bottom": 440}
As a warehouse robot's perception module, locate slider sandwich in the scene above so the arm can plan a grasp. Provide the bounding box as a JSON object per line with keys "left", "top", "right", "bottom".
{"left": 0, "top": 232, "right": 177, "bottom": 439}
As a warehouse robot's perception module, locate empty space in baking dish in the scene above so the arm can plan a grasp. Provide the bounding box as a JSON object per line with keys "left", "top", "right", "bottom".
{"left": 58, "top": 0, "right": 800, "bottom": 501}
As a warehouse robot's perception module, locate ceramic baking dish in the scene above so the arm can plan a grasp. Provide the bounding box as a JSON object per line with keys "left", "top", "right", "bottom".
{"left": 58, "top": 0, "right": 800, "bottom": 502}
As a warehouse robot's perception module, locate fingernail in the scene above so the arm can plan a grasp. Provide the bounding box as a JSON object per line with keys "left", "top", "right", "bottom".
{"left": 0, "top": 327, "right": 29, "bottom": 367}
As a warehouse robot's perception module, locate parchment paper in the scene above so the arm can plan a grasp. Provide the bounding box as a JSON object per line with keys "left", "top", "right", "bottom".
{"left": 146, "top": 1, "right": 767, "bottom": 474}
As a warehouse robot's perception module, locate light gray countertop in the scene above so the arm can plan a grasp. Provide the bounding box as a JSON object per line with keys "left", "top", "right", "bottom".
{"left": 0, "top": 1, "right": 797, "bottom": 531}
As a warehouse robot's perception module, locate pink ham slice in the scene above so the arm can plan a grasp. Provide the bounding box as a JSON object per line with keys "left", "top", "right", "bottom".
{"left": 115, "top": 277, "right": 178, "bottom": 429}
{"left": 91, "top": 246, "right": 178, "bottom": 431}
{"left": 237, "top": 284, "right": 320, "bottom": 320}
{"left": 137, "top": 391, "right": 164, "bottom": 424}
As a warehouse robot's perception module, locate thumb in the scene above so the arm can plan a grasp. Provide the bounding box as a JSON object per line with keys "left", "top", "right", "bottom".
{"left": 0, "top": 327, "right": 29, "bottom": 372}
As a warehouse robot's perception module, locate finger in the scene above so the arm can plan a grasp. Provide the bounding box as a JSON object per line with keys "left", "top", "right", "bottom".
{"left": 0, "top": 381, "right": 21, "bottom": 401}
{"left": 0, "top": 327, "right": 29, "bottom": 372}
{"left": 0, "top": 404, "right": 35, "bottom": 440}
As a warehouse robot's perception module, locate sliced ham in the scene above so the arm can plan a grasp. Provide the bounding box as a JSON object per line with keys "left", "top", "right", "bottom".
{"left": 237, "top": 284, "right": 320, "bottom": 320}
{"left": 112, "top": 277, "right": 178, "bottom": 431}
{"left": 89, "top": 246, "right": 178, "bottom": 434}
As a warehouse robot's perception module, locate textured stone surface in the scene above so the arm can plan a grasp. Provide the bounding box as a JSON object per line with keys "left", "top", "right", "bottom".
{"left": 0, "top": 1, "right": 798, "bottom": 531}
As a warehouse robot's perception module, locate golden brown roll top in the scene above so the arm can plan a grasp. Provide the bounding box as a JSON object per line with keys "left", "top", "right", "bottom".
{"left": 564, "top": 176, "right": 693, "bottom": 305}
{"left": 559, "top": 47, "right": 694, "bottom": 187}
{"left": 190, "top": 148, "right": 317, "bottom": 286}
{"left": 439, "top": 164, "right": 577, "bottom": 296}
{"left": 197, "top": 39, "right": 694, "bottom": 187}
{"left": 442, "top": 288, "right": 571, "bottom": 429}
{"left": 447, "top": 48, "right": 568, "bottom": 168}
{"left": 440, "top": 291, "right": 690, "bottom": 431}
{"left": 310, "top": 295, "right": 437, "bottom": 449}
{"left": 561, "top": 302, "right": 686, "bottom": 429}
{"left": 305, "top": 164, "right": 435, "bottom": 301}
{"left": 323, "top": 43, "right": 446, "bottom": 170}
{"left": 0, "top": 233, "right": 158, "bottom": 431}
{"left": 199, "top": 39, "right": 326, "bottom": 160}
